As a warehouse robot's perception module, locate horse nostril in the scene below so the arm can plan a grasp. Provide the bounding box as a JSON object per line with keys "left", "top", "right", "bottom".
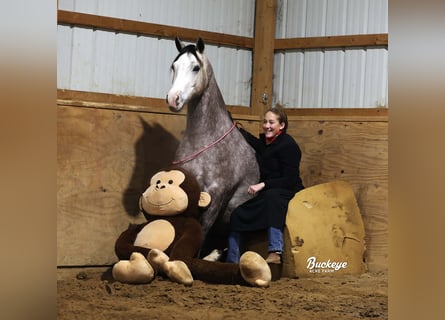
{"left": 175, "top": 95, "right": 180, "bottom": 105}
{"left": 165, "top": 94, "right": 169, "bottom": 103}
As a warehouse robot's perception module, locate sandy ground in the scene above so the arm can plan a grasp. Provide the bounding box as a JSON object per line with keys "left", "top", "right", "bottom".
{"left": 57, "top": 267, "right": 387, "bottom": 320}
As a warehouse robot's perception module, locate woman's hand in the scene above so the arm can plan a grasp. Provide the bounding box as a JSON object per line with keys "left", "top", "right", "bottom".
{"left": 248, "top": 182, "right": 265, "bottom": 195}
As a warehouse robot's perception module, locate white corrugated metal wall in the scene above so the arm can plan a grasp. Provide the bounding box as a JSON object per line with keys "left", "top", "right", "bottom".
{"left": 57, "top": 0, "right": 388, "bottom": 108}
{"left": 274, "top": 0, "right": 388, "bottom": 107}
{"left": 57, "top": 0, "right": 255, "bottom": 106}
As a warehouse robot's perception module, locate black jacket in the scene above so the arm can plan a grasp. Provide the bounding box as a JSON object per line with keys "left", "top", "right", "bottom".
{"left": 230, "top": 129, "right": 304, "bottom": 231}
{"left": 240, "top": 129, "right": 304, "bottom": 193}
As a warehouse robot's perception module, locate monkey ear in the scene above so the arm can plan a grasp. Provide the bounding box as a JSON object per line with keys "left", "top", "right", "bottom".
{"left": 198, "top": 192, "right": 211, "bottom": 208}
{"left": 175, "top": 37, "right": 184, "bottom": 52}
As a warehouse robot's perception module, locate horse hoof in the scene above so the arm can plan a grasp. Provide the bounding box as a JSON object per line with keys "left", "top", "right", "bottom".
{"left": 239, "top": 251, "right": 271, "bottom": 288}
{"left": 112, "top": 252, "right": 155, "bottom": 284}
{"left": 202, "top": 249, "right": 223, "bottom": 262}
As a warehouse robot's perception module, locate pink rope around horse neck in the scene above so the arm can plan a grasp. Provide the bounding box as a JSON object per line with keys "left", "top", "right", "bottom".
{"left": 172, "top": 121, "right": 237, "bottom": 165}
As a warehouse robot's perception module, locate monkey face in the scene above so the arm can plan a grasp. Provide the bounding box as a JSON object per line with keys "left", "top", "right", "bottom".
{"left": 140, "top": 170, "right": 188, "bottom": 216}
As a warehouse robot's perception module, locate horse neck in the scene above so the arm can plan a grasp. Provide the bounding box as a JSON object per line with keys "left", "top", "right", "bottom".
{"left": 185, "top": 72, "right": 232, "bottom": 138}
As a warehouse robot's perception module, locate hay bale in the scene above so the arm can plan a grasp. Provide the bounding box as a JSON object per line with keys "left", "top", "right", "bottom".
{"left": 283, "top": 181, "right": 366, "bottom": 277}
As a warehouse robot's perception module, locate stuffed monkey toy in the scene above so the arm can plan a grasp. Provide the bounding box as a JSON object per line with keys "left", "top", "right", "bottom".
{"left": 112, "top": 167, "right": 271, "bottom": 287}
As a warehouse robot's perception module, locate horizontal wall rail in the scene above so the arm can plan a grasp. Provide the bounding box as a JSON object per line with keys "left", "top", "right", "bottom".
{"left": 58, "top": 10, "right": 387, "bottom": 51}
{"left": 57, "top": 89, "right": 256, "bottom": 118}
{"left": 57, "top": 89, "right": 387, "bottom": 121}
{"left": 275, "top": 34, "right": 388, "bottom": 51}
{"left": 57, "top": 10, "right": 254, "bottom": 49}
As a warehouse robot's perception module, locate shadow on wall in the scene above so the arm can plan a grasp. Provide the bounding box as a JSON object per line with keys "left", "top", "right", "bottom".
{"left": 122, "top": 116, "right": 179, "bottom": 217}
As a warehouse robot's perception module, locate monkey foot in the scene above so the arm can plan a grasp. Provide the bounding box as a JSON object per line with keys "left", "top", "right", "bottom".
{"left": 112, "top": 252, "right": 155, "bottom": 284}
{"left": 164, "top": 260, "right": 194, "bottom": 286}
{"left": 147, "top": 248, "right": 170, "bottom": 272}
{"left": 239, "top": 251, "right": 272, "bottom": 288}
{"left": 148, "top": 248, "right": 193, "bottom": 286}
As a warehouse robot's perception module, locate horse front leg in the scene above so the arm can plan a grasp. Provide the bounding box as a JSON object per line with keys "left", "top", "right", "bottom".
{"left": 200, "top": 195, "right": 224, "bottom": 238}
{"left": 200, "top": 182, "right": 255, "bottom": 260}
{"left": 199, "top": 194, "right": 229, "bottom": 258}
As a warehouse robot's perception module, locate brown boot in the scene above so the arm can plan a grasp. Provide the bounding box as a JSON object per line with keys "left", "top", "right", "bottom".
{"left": 265, "top": 252, "right": 281, "bottom": 264}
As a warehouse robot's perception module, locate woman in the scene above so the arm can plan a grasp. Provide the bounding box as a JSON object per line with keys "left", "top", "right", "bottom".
{"left": 226, "top": 106, "right": 304, "bottom": 264}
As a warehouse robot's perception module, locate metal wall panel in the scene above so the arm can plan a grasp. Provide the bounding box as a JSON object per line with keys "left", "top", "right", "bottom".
{"left": 274, "top": 0, "right": 388, "bottom": 108}
{"left": 58, "top": 0, "right": 388, "bottom": 108}
{"left": 306, "top": 0, "right": 327, "bottom": 37}
{"left": 58, "top": 0, "right": 255, "bottom": 37}
{"left": 325, "top": 0, "right": 348, "bottom": 36}
{"left": 342, "top": 48, "right": 366, "bottom": 107}
{"left": 204, "top": 45, "right": 252, "bottom": 106}
{"left": 363, "top": 47, "right": 388, "bottom": 107}
{"left": 70, "top": 26, "right": 95, "bottom": 92}
{"left": 275, "top": 0, "right": 388, "bottom": 37}
{"left": 273, "top": 47, "right": 388, "bottom": 108}
{"left": 367, "top": 0, "right": 388, "bottom": 34}
{"left": 57, "top": 25, "right": 73, "bottom": 89}
{"left": 345, "top": 0, "right": 369, "bottom": 35}
{"left": 57, "top": 0, "right": 254, "bottom": 106}
{"left": 322, "top": 49, "right": 345, "bottom": 107}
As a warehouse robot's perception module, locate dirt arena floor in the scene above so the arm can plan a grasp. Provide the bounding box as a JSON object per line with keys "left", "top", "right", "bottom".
{"left": 57, "top": 267, "right": 387, "bottom": 320}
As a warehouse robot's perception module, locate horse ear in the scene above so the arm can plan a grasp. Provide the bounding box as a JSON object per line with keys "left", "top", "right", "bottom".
{"left": 175, "top": 37, "right": 184, "bottom": 52}
{"left": 196, "top": 38, "right": 205, "bottom": 53}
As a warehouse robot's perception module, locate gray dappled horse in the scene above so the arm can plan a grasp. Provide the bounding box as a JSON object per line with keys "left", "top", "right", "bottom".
{"left": 166, "top": 38, "right": 259, "bottom": 256}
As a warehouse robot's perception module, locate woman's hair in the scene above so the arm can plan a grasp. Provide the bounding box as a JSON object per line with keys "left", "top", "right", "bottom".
{"left": 265, "top": 104, "right": 288, "bottom": 133}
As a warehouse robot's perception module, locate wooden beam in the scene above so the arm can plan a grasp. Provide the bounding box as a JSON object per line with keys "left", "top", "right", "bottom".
{"left": 58, "top": 89, "right": 386, "bottom": 121}
{"left": 57, "top": 10, "right": 253, "bottom": 49}
{"left": 275, "top": 34, "right": 388, "bottom": 51}
{"left": 57, "top": 89, "right": 175, "bottom": 114}
{"left": 285, "top": 107, "right": 388, "bottom": 122}
{"left": 250, "top": 0, "right": 277, "bottom": 116}
{"left": 58, "top": 10, "right": 387, "bottom": 52}
{"left": 57, "top": 89, "right": 252, "bottom": 116}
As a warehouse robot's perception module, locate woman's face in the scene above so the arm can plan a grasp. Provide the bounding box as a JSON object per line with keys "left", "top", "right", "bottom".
{"left": 262, "top": 111, "right": 285, "bottom": 139}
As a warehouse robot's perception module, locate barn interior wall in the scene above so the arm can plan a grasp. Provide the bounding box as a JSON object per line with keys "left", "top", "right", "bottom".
{"left": 58, "top": 0, "right": 388, "bottom": 108}
{"left": 58, "top": 0, "right": 256, "bottom": 37}
{"left": 57, "top": 103, "right": 387, "bottom": 272}
{"left": 57, "top": 0, "right": 388, "bottom": 273}
{"left": 273, "top": 0, "right": 388, "bottom": 107}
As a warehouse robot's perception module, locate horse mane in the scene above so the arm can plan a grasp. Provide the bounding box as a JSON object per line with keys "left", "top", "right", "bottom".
{"left": 172, "top": 44, "right": 203, "bottom": 67}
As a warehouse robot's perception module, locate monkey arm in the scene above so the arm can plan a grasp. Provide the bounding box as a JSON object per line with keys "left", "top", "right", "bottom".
{"left": 114, "top": 223, "right": 151, "bottom": 260}
{"left": 169, "top": 218, "right": 203, "bottom": 260}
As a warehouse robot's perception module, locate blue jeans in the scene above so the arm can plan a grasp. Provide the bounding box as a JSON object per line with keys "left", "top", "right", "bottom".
{"left": 225, "top": 227, "right": 283, "bottom": 263}
{"left": 267, "top": 226, "right": 284, "bottom": 253}
{"left": 226, "top": 231, "right": 241, "bottom": 263}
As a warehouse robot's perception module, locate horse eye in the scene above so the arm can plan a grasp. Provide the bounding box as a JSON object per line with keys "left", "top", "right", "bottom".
{"left": 192, "top": 65, "right": 200, "bottom": 72}
{"left": 168, "top": 180, "right": 174, "bottom": 184}
{"left": 156, "top": 180, "right": 161, "bottom": 184}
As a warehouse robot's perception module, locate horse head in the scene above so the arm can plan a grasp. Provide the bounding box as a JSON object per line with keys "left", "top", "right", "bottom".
{"left": 167, "top": 37, "right": 209, "bottom": 112}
